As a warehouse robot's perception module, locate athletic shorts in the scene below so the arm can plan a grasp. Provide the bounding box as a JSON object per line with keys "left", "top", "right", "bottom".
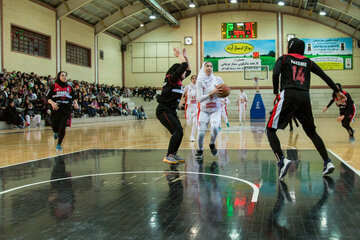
{"left": 267, "top": 89, "right": 315, "bottom": 131}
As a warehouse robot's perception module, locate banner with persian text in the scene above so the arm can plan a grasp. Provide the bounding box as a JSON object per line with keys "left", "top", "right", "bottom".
{"left": 302, "top": 37, "right": 353, "bottom": 70}
{"left": 204, "top": 40, "right": 276, "bottom": 72}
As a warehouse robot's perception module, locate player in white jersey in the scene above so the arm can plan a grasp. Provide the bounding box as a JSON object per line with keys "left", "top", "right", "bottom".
{"left": 181, "top": 75, "right": 198, "bottom": 141}
{"left": 220, "top": 97, "right": 230, "bottom": 129}
{"left": 236, "top": 89, "right": 248, "bottom": 125}
{"left": 195, "top": 61, "right": 224, "bottom": 161}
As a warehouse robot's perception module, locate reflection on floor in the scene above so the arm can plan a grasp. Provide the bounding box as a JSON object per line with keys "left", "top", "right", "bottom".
{"left": 0, "top": 149, "right": 359, "bottom": 239}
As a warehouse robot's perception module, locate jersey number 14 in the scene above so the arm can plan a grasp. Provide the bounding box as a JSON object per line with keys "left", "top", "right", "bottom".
{"left": 292, "top": 66, "right": 305, "bottom": 84}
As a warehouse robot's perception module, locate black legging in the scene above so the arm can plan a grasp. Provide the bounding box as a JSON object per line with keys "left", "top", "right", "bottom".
{"left": 341, "top": 117, "right": 354, "bottom": 137}
{"left": 51, "top": 110, "right": 71, "bottom": 145}
{"left": 267, "top": 126, "right": 328, "bottom": 162}
{"left": 156, "top": 107, "right": 183, "bottom": 156}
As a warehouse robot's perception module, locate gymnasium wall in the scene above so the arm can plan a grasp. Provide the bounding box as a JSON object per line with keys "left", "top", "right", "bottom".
{"left": 201, "top": 11, "right": 277, "bottom": 87}
{"left": 98, "top": 33, "right": 122, "bottom": 86}
{"left": 282, "top": 14, "right": 360, "bottom": 87}
{"left": 60, "top": 17, "right": 95, "bottom": 83}
{"left": 1, "top": 0, "right": 122, "bottom": 85}
{"left": 124, "top": 11, "right": 359, "bottom": 88}
{"left": 124, "top": 17, "right": 197, "bottom": 88}
{"left": 2, "top": 0, "right": 56, "bottom": 76}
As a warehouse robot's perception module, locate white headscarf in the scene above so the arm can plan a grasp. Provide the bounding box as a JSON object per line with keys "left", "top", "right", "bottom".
{"left": 197, "top": 61, "right": 215, "bottom": 85}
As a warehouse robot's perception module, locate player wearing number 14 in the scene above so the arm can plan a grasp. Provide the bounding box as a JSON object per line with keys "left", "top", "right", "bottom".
{"left": 267, "top": 38, "right": 346, "bottom": 180}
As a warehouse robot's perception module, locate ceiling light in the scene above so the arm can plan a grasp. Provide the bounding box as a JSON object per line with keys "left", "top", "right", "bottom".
{"left": 189, "top": 1, "right": 196, "bottom": 8}
{"left": 319, "top": 8, "right": 326, "bottom": 16}
{"left": 149, "top": 13, "right": 156, "bottom": 19}
{"left": 230, "top": 0, "right": 237, "bottom": 3}
{"left": 278, "top": 1, "right": 285, "bottom": 6}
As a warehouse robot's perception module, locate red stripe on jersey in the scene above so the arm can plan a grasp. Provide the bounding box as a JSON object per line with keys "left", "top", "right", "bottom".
{"left": 54, "top": 83, "right": 71, "bottom": 92}
{"left": 286, "top": 53, "right": 307, "bottom": 59}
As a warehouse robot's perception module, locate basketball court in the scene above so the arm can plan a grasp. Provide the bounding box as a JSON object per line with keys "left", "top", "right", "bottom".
{"left": 0, "top": 118, "right": 359, "bottom": 239}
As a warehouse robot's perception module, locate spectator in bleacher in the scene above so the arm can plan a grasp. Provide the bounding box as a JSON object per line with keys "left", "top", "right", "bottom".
{"left": 122, "top": 102, "right": 129, "bottom": 116}
{"left": 4, "top": 100, "right": 23, "bottom": 128}
{"left": 13, "top": 94, "right": 21, "bottom": 108}
{"left": 29, "top": 89, "right": 37, "bottom": 101}
{"left": 112, "top": 99, "right": 122, "bottom": 116}
{"left": 90, "top": 97, "right": 99, "bottom": 117}
{"left": 133, "top": 86, "right": 138, "bottom": 97}
{"left": 0, "top": 94, "right": 6, "bottom": 120}
{"left": 124, "top": 88, "right": 130, "bottom": 98}
{"left": 74, "top": 98, "right": 83, "bottom": 118}
{"left": 104, "top": 99, "right": 114, "bottom": 116}
{"left": 98, "top": 98, "right": 106, "bottom": 117}
{"left": 24, "top": 102, "right": 41, "bottom": 127}
{"left": 80, "top": 97, "right": 90, "bottom": 116}
{"left": 139, "top": 106, "right": 147, "bottom": 120}
{"left": 22, "top": 97, "right": 30, "bottom": 109}
{"left": 132, "top": 107, "right": 138, "bottom": 117}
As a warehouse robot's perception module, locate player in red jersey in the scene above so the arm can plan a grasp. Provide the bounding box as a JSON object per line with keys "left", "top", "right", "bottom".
{"left": 46, "top": 71, "right": 79, "bottom": 151}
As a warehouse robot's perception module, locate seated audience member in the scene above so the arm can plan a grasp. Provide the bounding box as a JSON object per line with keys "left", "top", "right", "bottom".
{"left": 24, "top": 102, "right": 41, "bottom": 127}
{"left": 132, "top": 86, "right": 138, "bottom": 97}
{"left": 0, "top": 94, "right": 6, "bottom": 120}
{"left": 4, "top": 100, "right": 23, "bottom": 128}
{"left": 132, "top": 107, "right": 138, "bottom": 116}
{"left": 139, "top": 106, "right": 147, "bottom": 120}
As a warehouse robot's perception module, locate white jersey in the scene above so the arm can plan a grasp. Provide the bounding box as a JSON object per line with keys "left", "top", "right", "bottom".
{"left": 238, "top": 92, "right": 248, "bottom": 104}
{"left": 184, "top": 83, "right": 198, "bottom": 108}
{"left": 197, "top": 76, "right": 224, "bottom": 113}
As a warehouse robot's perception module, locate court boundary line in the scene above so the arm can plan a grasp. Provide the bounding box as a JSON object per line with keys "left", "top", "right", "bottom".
{"left": 0, "top": 171, "right": 259, "bottom": 202}
{"left": 327, "top": 148, "right": 360, "bottom": 176}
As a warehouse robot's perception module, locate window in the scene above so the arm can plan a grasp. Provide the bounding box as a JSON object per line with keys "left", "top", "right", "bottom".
{"left": 66, "top": 42, "right": 91, "bottom": 67}
{"left": 11, "top": 25, "right": 50, "bottom": 58}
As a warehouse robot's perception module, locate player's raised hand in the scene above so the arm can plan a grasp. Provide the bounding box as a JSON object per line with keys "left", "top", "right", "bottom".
{"left": 182, "top": 48, "right": 188, "bottom": 59}
{"left": 323, "top": 107, "right": 328, "bottom": 113}
{"left": 173, "top": 47, "right": 180, "bottom": 57}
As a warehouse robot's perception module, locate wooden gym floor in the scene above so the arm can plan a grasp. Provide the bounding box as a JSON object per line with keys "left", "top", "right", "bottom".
{"left": 1, "top": 118, "right": 359, "bottom": 239}
{"left": 0, "top": 118, "right": 358, "bottom": 171}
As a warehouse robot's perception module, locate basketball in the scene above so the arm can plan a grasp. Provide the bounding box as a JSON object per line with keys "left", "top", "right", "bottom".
{"left": 217, "top": 84, "right": 231, "bottom": 98}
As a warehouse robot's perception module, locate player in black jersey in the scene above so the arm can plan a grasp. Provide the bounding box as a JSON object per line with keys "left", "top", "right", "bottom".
{"left": 267, "top": 38, "right": 346, "bottom": 180}
{"left": 323, "top": 83, "right": 356, "bottom": 142}
{"left": 46, "top": 71, "right": 79, "bottom": 151}
{"left": 156, "top": 48, "right": 191, "bottom": 165}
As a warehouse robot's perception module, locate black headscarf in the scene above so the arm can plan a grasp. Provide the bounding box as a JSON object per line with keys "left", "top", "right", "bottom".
{"left": 336, "top": 83, "right": 343, "bottom": 92}
{"left": 56, "top": 71, "right": 68, "bottom": 88}
{"left": 288, "top": 38, "right": 305, "bottom": 55}
{"left": 166, "top": 63, "right": 181, "bottom": 76}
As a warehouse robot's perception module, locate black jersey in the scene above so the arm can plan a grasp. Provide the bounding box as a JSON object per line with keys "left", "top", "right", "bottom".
{"left": 156, "top": 62, "right": 191, "bottom": 110}
{"left": 273, "top": 53, "right": 339, "bottom": 94}
{"left": 46, "top": 81, "right": 76, "bottom": 112}
{"left": 327, "top": 90, "right": 355, "bottom": 117}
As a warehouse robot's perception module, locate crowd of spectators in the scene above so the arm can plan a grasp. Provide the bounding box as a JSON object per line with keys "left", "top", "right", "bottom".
{"left": 0, "top": 69, "right": 150, "bottom": 128}
{"left": 132, "top": 86, "right": 157, "bottom": 102}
